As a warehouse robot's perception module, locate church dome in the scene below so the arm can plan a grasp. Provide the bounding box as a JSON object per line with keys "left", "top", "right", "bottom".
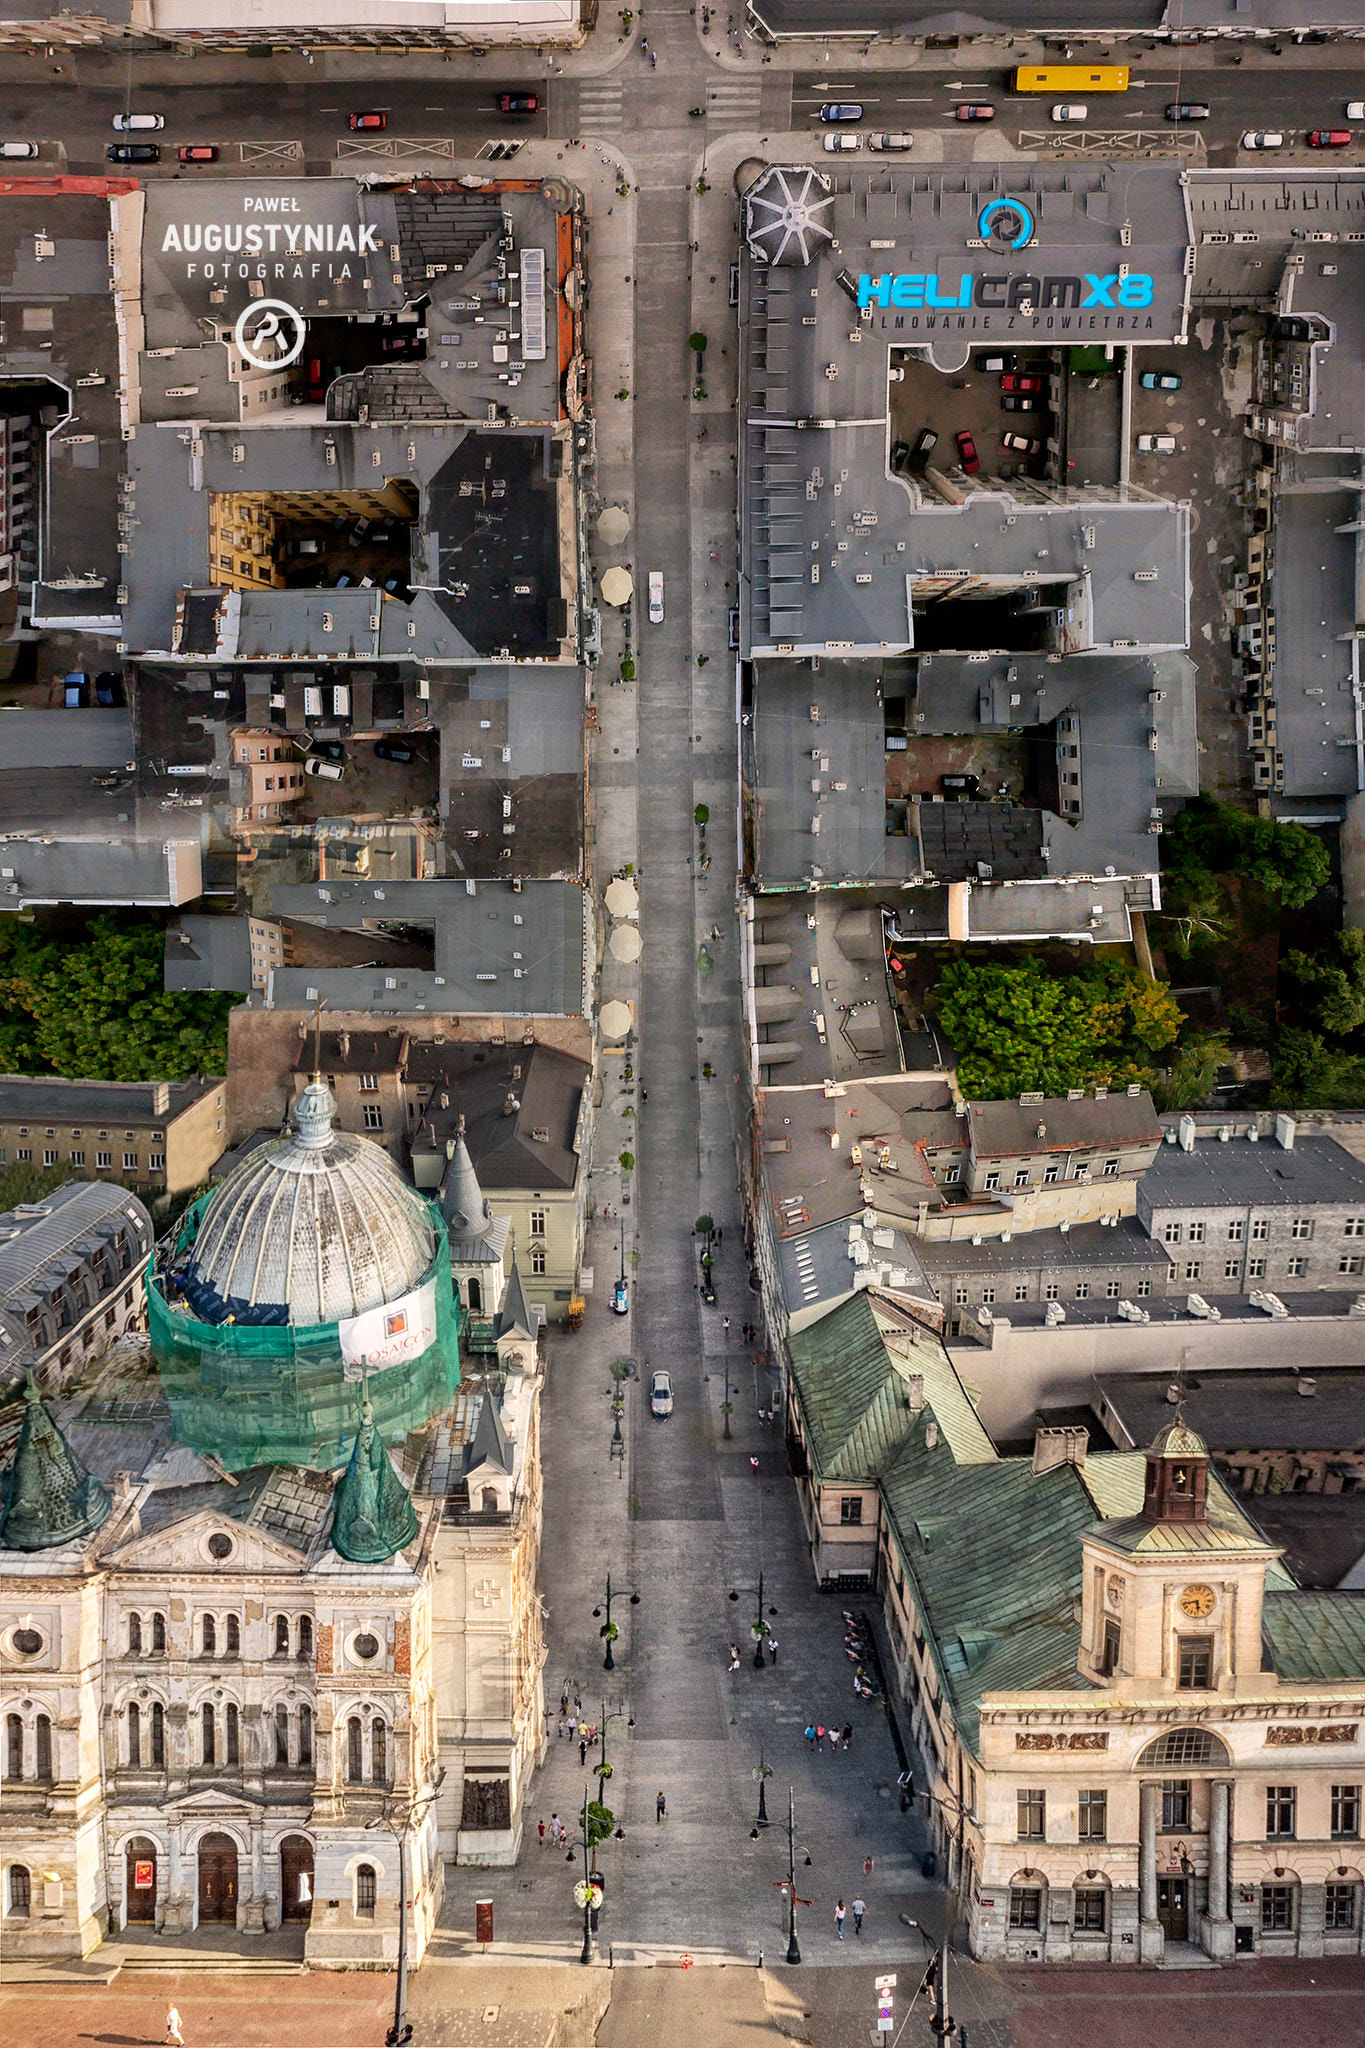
{"left": 184, "top": 1080, "right": 437, "bottom": 1327}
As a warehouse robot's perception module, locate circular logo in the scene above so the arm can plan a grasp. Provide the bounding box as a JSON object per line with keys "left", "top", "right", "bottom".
{"left": 979, "top": 197, "right": 1035, "bottom": 252}
{"left": 232, "top": 298, "right": 306, "bottom": 372}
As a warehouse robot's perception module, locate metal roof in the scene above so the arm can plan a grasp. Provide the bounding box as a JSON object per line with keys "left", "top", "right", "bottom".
{"left": 1262, "top": 1590, "right": 1365, "bottom": 1684}
{"left": 968, "top": 1090, "right": 1160, "bottom": 1161}
{"left": 1140, "top": 1131, "right": 1365, "bottom": 1211}
{"left": 791, "top": 1289, "right": 994, "bottom": 1479}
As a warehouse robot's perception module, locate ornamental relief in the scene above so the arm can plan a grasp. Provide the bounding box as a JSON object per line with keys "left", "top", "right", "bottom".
{"left": 1264, "top": 1723, "right": 1358, "bottom": 1746}
{"left": 1015, "top": 1730, "right": 1110, "bottom": 1751}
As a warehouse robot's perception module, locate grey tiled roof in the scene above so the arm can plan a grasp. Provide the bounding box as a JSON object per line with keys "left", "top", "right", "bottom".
{"left": 1141, "top": 1132, "right": 1365, "bottom": 1210}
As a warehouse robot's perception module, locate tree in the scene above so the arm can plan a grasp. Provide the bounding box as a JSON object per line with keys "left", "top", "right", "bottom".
{"left": 1288, "top": 927, "right": 1365, "bottom": 1038}
{"left": 1272, "top": 1027, "right": 1365, "bottom": 1111}
{"left": 0, "top": 915, "right": 232, "bottom": 1081}
{"left": 1163, "top": 797, "right": 1329, "bottom": 912}
{"left": 930, "top": 955, "right": 1180, "bottom": 1100}
{"left": 584, "top": 1799, "right": 615, "bottom": 1850}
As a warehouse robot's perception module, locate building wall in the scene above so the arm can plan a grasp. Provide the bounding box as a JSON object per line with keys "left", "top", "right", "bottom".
{"left": 1138, "top": 1189, "right": 1365, "bottom": 1297}
{"left": 164, "top": 1083, "right": 229, "bottom": 1197}
{"left": 1, "top": 1191, "right": 152, "bottom": 1394}
{"left": 0, "top": 1083, "right": 226, "bottom": 1199}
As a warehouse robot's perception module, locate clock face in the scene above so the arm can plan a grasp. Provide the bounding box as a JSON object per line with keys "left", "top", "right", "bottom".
{"left": 1179, "top": 1583, "right": 1216, "bottom": 1620}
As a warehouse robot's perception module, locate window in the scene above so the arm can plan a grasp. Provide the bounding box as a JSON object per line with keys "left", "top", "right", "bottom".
{"left": 372, "top": 1718, "right": 388, "bottom": 1786}
{"left": 1184, "top": 1261, "right": 1203, "bottom": 1282}
{"left": 151, "top": 1612, "right": 165, "bottom": 1654}
{"left": 202, "top": 1615, "right": 216, "bottom": 1656}
{"left": 355, "top": 1864, "right": 376, "bottom": 1915}
{"left": 1251, "top": 1218, "right": 1269, "bottom": 1241}
{"left": 1332, "top": 1785, "right": 1360, "bottom": 1839}
{"left": 1013, "top": 1169, "right": 1030, "bottom": 1189}
{"left": 1228, "top": 1219, "right": 1245, "bottom": 1243}
{"left": 531, "top": 1248, "right": 547, "bottom": 1276}
{"left": 34, "top": 1716, "right": 51, "bottom": 1780}
{"left": 1163, "top": 1223, "right": 1182, "bottom": 1245}
{"left": 1266, "top": 1785, "right": 1296, "bottom": 1838}
{"left": 298, "top": 1615, "right": 313, "bottom": 1660}
{"left": 128, "top": 1613, "right": 142, "bottom": 1656}
{"left": 4, "top": 1715, "right": 20, "bottom": 1779}
{"left": 983, "top": 1172, "right": 1000, "bottom": 1192}
{"left": 69, "top": 1151, "right": 84, "bottom": 1167}
{"left": 1017, "top": 1789, "right": 1045, "bottom": 1840}
{"left": 839, "top": 1496, "right": 863, "bottom": 1525}
{"left": 1287, "top": 1256, "right": 1309, "bottom": 1278}
{"left": 980, "top": 1286, "right": 995, "bottom": 1306}
{"left": 529, "top": 1207, "right": 548, "bottom": 1237}
{"left": 1161, "top": 1779, "right": 1191, "bottom": 1829}
{"left": 225, "top": 1614, "right": 240, "bottom": 1657}
{"left": 41, "top": 1149, "right": 56, "bottom": 1169}
{"left": 1074, "top": 1888, "right": 1107, "bottom": 1932}
{"left": 151, "top": 1703, "right": 164, "bottom": 1768}
{"left": 358, "top": 1073, "right": 379, "bottom": 1092}
{"left": 1105, "top": 1280, "right": 1120, "bottom": 1299}
{"left": 15, "top": 1149, "right": 29, "bottom": 1163}
{"left": 953, "top": 1285, "right": 969, "bottom": 1306}
{"left": 1137, "top": 1279, "right": 1152, "bottom": 1297}
{"left": 347, "top": 1716, "right": 363, "bottom": 1783}
{"left": 275, "top": 1703, "right": 289, "bottom": 1765}
{"left": 148, "top": 1154, "right": 165, "bottom": 1173}
{"left": 1008, "top": 1887, "right": 1041, "bottom": 1930}
{"left": 1014, "top": 1282, "right": 1029, "bottom": 1301}
{"left": 96, "top": 1152, "right": 111, "bottom": 1170}
{"left": 1178, "top": 1636, "right": 1212, "bottom": 1690}
{"left": 1188, "top": 1222, "right": 1206, "bottom": 1244}
{"left": 7, "top": 1865, "right": 30, "bottom": 1917}
{"left": 127, "top": 1702, "right": 140, "bottom": 1767}
{"left": 123, "top": 1153, "right": 138, "bottom": 1172}
{"left": 1326, "top": 1883, "right": 1357, "bottom": 1931}
{"left": 1079, "top": 1789, "right": 1107, "bottom": 1841}
{"left": 1248, "top": 1257, "right": 1267, "bottom": 1280}
{"left": 202, "top": 1703, "right": 216, "bottom": 1767}
{"left": 1043, "top": 1165, "right": 1059, "bottom": 1185}
{"left": 1075, "top": 1282, "right": 1089, "bottom": 1299}
{"left": 1340, "top": 1256, "right": 1364, "bottom": 1277}
{"left": 298, "top": 1704, "right": 313, "bottom": 1768}
{"left": 1100, "top": 1618, "right": 1121, "bottom": 1679}
{"left": 1347, "top": 1218, "right": 1365, "bottom": 1239}
{"left": 1044, "top": 1281, "right": 1059, "bottom": 1301}
{"left": 1225, "top": 1259, "right": 1243, "bottom": 1280}
{"left": 274, "top": 1615, "right": 290, "bottom": 1657}
{"left": 1102, "top": 1159, "right": 1119, "bottom": 1179}
{"left": 1261, "top": 1884, "right": 1295, "bottom": 1932}
{"left": 226, "top": 1703, "right": 239, "bottom": 1767}
{"left": 1291, "top": 1218, "right": 1313, "bottom": 1240}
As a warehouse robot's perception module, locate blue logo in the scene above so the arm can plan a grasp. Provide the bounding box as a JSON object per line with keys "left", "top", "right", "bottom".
{"left": 979, "top": 197, "right": 1035, "bottom": 249}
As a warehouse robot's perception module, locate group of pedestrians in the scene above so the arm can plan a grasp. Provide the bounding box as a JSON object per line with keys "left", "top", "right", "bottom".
{"left": 833, "top": 1893, "right": 868, "bottom": 1940}
{"left": 726, "top": 1635, "right": 778, "bottom": 1670}
{"left": 536, "top": 1813, "right": 569, "bottom": 1849}
{"left": 804, "top": 1719, "right": 855, "bottom": 1754}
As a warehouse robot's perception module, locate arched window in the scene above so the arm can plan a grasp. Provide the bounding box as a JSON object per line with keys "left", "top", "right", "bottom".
{"left": 347, "top": 1716, "right": 363, "bottom": 1783}
{"left": 298, "top": 1615, "right": 313, "bottom": 1660}
{"left": 34, "top": 1716, "right": 51, "bottom": 1782}
{"left": 127, "top": 1702, "right": 141, "bottom": 1767}
{"left": 128, "top": 1613, "right": 143, "bottom": 1656}
{"left": 298, "top": 1704, "right": 313, "bottom": 1768}
{"left": 4, "top": 1715, "right": 21, "bottom": 1780}
{"left": 355, "top": 1863, "right": 376, "bottom": 1916}
{"left": 7, "top": 1864, "right": 31, "bottom": 1917}
{"left": 202, "top": 1615, "right": 216, "bottom": 1656}
{"left": 151, "top": 1703, "right": 165, "bottom": 1768}
{"left": 480, "top": 1486, "right": 500, "bottom": 1513}
{"left": 225, "top": 1703, "right": 239, "bottom": 1767}
{"left": 274, "top": 1615, "right": 291, "bottom": 1657}
{"left": 151, "top": 1612, "right": 166, "bottom": 1654}
{"left": 468, "top": 1276, "right": 483, "bottom": 1313}
{"left": 225, "top": 1614, "right": 240, "bottom": 1657}
{"left": 1135, "top": 1728, "right": 1230, "bottom": 1770}
{"left": 371, "top": 1719, "right": 387, "bottom": 1786}
{"left": 275, "top": 1704, "right": 289, "bottom": 1766}
{"left": 202, "top": 1703, "right": 216, "bottom": 1766}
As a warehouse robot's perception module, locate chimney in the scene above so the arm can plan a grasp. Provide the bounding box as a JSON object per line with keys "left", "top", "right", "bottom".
{"left": 905, "top": 1373, "right": 924, "bottom": 1414}
{"left": 1178, "top": 1114, "right": 1196, "bottom": 1152}
{"left": 1275, "top": 1113, "right": 1296, "bottom": 1152}
{"left": 151, "top": 1082, "right": 170, "bottom": 1116}
{"left": 503, "top": 1093, "right": 521, "bottom": 1117}
{"left": 1031, "top": 1425, "right": 1088, "bottom": 1476}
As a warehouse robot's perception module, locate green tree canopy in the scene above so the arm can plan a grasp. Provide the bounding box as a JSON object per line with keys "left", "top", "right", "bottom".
{"left": 0, "top": 916, "right": 232, "bottom": 1081}
{"left": 1163, "top": 797, "right": 1329, "bottom": 912}
{"left": 931, "top": 956, "right": 1181, "bottom": 1100}
{"left": 1287, "top": 926, "right": 1365, "bottom": 1039}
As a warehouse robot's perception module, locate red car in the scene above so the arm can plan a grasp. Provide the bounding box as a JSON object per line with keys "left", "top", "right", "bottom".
{"left": 1001, "top": 373, "right": 1043, "bottom": 395}
{"left": 349, "top": 111, "right": 387, "bottom": 131}
{"left": 1308, "top": 128, "right": 1351, "bottom": 147}
{"left": 177, "top": 145, "right": 219, "bottom": 164}
{"left": 955, "top": 103, "right": 995, "bottom": 122}
{"left": 954, "top": 429, "right": 979, "bottom": 474}
{"left": 498, "top": 92, "right": 540, "bottom": 114}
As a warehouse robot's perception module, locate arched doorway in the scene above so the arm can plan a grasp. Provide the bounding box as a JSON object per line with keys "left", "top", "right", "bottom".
{"left": 125, "top": 1839, "right": 157, "bottom": 1924}
{"left": 279, "top": 1835, "right": 314, "bottom": 1922}
{"left": 197, "top": 1833, "right": 238, "bottom": 1925}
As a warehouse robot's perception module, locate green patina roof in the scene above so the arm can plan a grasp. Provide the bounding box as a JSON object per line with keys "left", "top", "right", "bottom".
{"left": 1263, "top": 1591, "right": 1365, "bottom": 1684}
{"left": 331, "top": 1399, "right": 419, "bottom": 1564}
{"left": 1145, "top": 1417, "right": 1210, "bottom": 1461}
{"left": 788, "top": 1291, "right": 994, "bottom": 1483}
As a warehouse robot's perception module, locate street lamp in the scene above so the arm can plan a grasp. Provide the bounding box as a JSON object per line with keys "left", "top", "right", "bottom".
{"left": 728, "top": 1570, "right": 776, "bottom": 1670}
{"left": 753, "top": 1750, "right": 772, "bottom": 1826}
{"left": 595, "top": 1696, "right": 634, "bottom": 1806}
{"left": 575, "top": 1779, "right": 604, "bottom": 1964}
{"left": 364, "top": 1765, "right": 445, "bottom": 2047}
{"left": 592, "top": 1568, "right": 640, "bottom": 1671}
{"left": 780, "top": 1786, "right": 812, "bottom": 1966}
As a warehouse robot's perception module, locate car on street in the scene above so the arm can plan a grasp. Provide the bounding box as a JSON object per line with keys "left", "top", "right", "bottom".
{"left": 374, "top": 739, "right": 415, "bottom": 764}
{"left": 955, "top": 103, "right": 995, "bottom": 121}
{"left": 1001, "top": 432, "right": 1041, "bottom": 454}
{"left": 649, "top": 1370, "right": 674, "bottom": 1418}
{"left": 1136, "top": 433, "right": 1177, "bottom": 454}
{"left": 1241, "top": 132, "right": 1284, "bottom": 150}
{"left": 648, "top": 570, "right": 664, "bottom": 624}
{"left": 908, "top": 425, "right": 939, "bottom": 472}
{"left": 1001, "top": 394, "right": 1039, "bottom": 412}
{"left": 177, "top": 145, "right": 219, "bottom": 164}
{"left": 304, "top": 756, "right": 345, "bottom": 780}
{"left": 113, "top": 112, "right": 164, "bottom": 130}
{"left": 1347, "top": 102, "right": 1365, "bottom": 121}
{"left": 498, "top": 92, "right": 540, "bottom": 113}
{"left": 1308, "top": 129, "right": 1352, "bottom": 147}
{"left": 819, "top": 103, "right": 863, "bottom": 122}
{"left": 1140, "top": 371, "right": 1182, "bottom": 390}
{"left": 1166, "top": 104, "right": 1211, "bottom": 122}
{"left": 108, "top": 143, "right": 159, "bottom": 163}
{"left": 823, "top": 133, "right": 861, "bottom": 152}
{"left": 868, "top": 132, "right": 913, "bottom": 151}
{"left": 1001, "top": 373, "right": 1043, "bottom": 394}
{"left": 954, "top": 429, "right": 979, "bottom": 474}
{"left": 349, "top": 111, "right": 387, "bottom": 131}
{"left": 612, "top": 1278, "right": 629, "bottom": 1316}
{"left": 0, "top": 141, "right": 38, "bottom": 158}
{"left": 1051, "top": 103, "right": 1088, "bottom": 122}
{"left": 979, "top": 353, "right": 1018, "bottom": 374}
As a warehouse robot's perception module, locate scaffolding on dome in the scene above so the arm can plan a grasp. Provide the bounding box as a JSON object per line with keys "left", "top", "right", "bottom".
{"left": 147, "top": 1196, "right": 463, "bottom": 1474}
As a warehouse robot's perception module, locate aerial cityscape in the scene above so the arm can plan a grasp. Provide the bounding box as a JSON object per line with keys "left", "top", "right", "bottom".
{"left": 4, "top": 3, "right": 1365, "bottom": 2044}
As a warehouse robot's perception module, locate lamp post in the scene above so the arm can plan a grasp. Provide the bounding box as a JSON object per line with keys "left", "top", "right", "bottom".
{"left": 593, "top": 1569, "right": 640, "bottom": 1672}
{"left": 728, "top": 1570, "right": 775, "bottom": 1670}
{"left": 365, "top": 1765, "right": 445, "bottom": 2047}
{"left": 576, "top": 1780, "right": 601, "bottom": 1964}
{"left": 783, "top": 1786, "right": 807, "bottom": 1965}
{"left": 595, "top": 1697, "right": 633, "bottom": 1800}
{"left": 753, "top": 1750, "right": 772, "bottom": 1826}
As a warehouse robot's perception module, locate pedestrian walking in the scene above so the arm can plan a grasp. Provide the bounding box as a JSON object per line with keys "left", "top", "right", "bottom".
{"left": 722, "top": 1316, "right": 730, "bottom": 1336}
{"left": 898, "top": 1769, "right": 914, "bottom": 1812}
{"left": 579, "top": 1732, "right": 589, "bottom": 1766}
{"left": 841, "top": 1721, "right": 853, "bottom": 1750}
{"left": 804, "top": 1724, "right": 816, "bottom": 1751}
{"left": 165, "top": 2007, "right": 185, "bottom": 2047}
{"left": 863, "top": 1855, "right": 876, "bottom": 1878}
{"left": 550, "top": 1811, "right": 561, "bottom": 1845}
{"left": 834, "top": 1899, "right": 846, "bottom": 1941}
{"left": 749, "top": 1455, "right": 759, "bottom": 1475}
{"left": 656, "top": 1790, "right": 667, "bottom": 1822}
{"left": 815, "top": 1724, "right": 825, "bottom": 1753}
{"left": 852, "top": 1894, "right": 865, "bottom": 1937}
{"left": 538, "top": 1817, "right": 546, "bottom": 1847}
{"left": 641, "top": 1088, "right": 648, "bottom": 1103}
{"left": 728, "top": 1642, "right": 741, "bottom": 1672}
{"left": 767, "top": 1637, "right": 779, "bottom": 1664}
{"left": 573, "top": 1684, "right": 582, "bottom": 1712}
{"left": 560, "top": 1686, "right": 569, "bottom": 1717}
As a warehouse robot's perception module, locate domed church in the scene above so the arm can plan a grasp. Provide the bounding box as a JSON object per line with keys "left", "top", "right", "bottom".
{"left": 0, "top": 1080, "right": 546, "bottom": 1964}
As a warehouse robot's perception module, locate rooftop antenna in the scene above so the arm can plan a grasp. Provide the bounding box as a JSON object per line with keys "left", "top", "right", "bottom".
{"left": 310, "top": 996, "right": 328, "bottom": 1085}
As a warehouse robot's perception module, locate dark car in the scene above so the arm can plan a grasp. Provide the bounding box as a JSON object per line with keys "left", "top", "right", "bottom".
{"left": 818, "top": 102, "right": 863, "bottom": 123}
{"left": 349, "top": 111, "right": 387, "bottom": 131}
{"left": 107, "top": 143, "right": 159, "bottom": 163}
{"left": 954, "top": 429, "right": 979, "bottom": 474}
{"left": 94, "top": 670, "right": 122, "bottom": 706}
{"left": 889, "top": 439, "right": 910, "bottom": 475}
{"left": 177, "top": 145, "right": 219, "bottom": 164}
{"left": 1308, "top": 128, "right": 1352, "bottom": 147}
{"left": 1002, "top": 393, "right": 1039, "bottom": 413}
{"left": 1001, "top": 373, "right": 1043, "bottom": 395}
{"left": 374, "top": 739, "right": 415, "bottom": 764}
{"left": 908, "top": 425, "right": 939, "bottom": 473}
{"left": 1166, "top": 103, "right": 1211, "bottom": 121}
{"left": 296, "top": 737, "right": 346, "bottom": 762}
{"left": 498, "top": 92, "right": 540, "bottom": 113}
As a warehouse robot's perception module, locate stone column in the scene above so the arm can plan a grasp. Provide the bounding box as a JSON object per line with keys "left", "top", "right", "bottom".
{"left": 1202, "top": 1779, "right": 1235, "bottom": 1958}
{"left": 1139, "top": 1781, "right": 1163, "bottom": 1963}
{"left": 166, "top": 1824, "right": 184, "bottom": 1934}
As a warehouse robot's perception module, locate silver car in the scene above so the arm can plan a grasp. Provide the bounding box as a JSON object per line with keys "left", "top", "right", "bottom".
{"left": 649, "top": 1370, "right": 674, "bottom": 1417}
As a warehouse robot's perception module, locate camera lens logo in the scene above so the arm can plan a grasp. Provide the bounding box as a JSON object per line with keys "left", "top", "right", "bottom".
{"left": 233, "top": 298, "right": 306, "bottom": 373}
{"left": 978, "top": 198, "right": 1036, "bottom": 252}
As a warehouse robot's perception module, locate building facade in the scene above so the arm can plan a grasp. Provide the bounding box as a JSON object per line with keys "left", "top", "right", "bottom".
{"left": 0, "top": 1183, "right": 153, "bottom": 1395}
{"left": 0, "top": 1078, "right": 227, "bottom": 1201}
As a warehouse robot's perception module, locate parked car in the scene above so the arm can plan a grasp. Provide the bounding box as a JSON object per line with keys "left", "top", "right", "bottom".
{"left": 1001, "top": 394, "right": 1039, "bottom": 412}
{"left": 889, "top": 439, "right": 910, "bottom": 475}
{"left": 1137, "top": 433, "right": 1177, "bottom": 453}
{"left": 1240, "top": 132, "right": 1284, "bottom": 150}
{"left": 955, "top": 103, "right": 995, "bottom": 121}
{"left": 1308, "top": 129, "right": 1352, "bottom": 147}
{"left": 1051, "top": 103, "right": 1088, "bottom": 122}
{"left": 348, "top": 111, "right": 387, "bottom": 131}
{"left": 112, "top": 112, "right": 164, "bottom": 131}
{"left": 1140, "top": 371, "right": 1182, "bottom": 391}
{"left": 0, "top": 141, "right": 38, "bottom": 159}
{"left": 979, "top": 353, "right": 1018, "bottom": 374}
{"left": 296, "top": 736, "right": 347, "bottom": 761}
{"left": 177, "top": 145, "right": 219, "bottom": 164}
{"left": 612, "top": 1278, "right": 629, "bottom": 1316}
{"left": 63, "top": 672, "right": 88, "bottom": 708}
{"left": 818, "top": 103, "right": 863, "bottom": 123}
{"left": 954, "top": 429, "right": 979, "bottom": 474}
{"left": 823, "top": 133, "right": 861, "bottom": 152}
{"left": 374, "top": 739, "right": 415, "bottom": 764}
{"left": 497, "top": 92, "right": 540, "bottom": 113}
{"left": 649, "top": 1370, "right": 675, "bottom": 1418}
{"left": 1347, "top": 102, "right": 1365, "bottom": 121}
{"left": 1166, "top": 104, "right": 1211, "bottom": 122}
{"left": 304, "top": 756, "right": 345, "bottom": 780}
{"left": 108, "top": 144, "right": 159, "bottom": 163}
{"left": 94, "top": 670, "right": 121, "bottom": 706}
{"left": 868, "top": 132, "right": 913, "bottom": 151}
{"left": 1001, "top": 432, "right": 1041, "bottom": 454}
{"left": 941, "top": 772, "right": 982, "bottom": 796}
{"left": 1001, "top": 373, "right": 1043, "bottom": 395}
{"left": 908, "top": 425, "right": 939, "bottom": 472}
{"left": 648, "top": 570, "right": 664, "bottom": 624}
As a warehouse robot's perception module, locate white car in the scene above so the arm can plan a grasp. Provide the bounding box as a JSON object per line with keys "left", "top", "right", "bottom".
{"left": 649, "top": 1370, "right": 674, "bottom": 1418}
{"left": 303, "top": 756, "right": 345, "bottom": 780}
{"left": 0, "top": 141, "right": 38, "bottom": 159}
{"left": 1136, "top": 433, "right": 1177, "bottom": 455}
{"left": 648, "top": 570, "right": 664, "bottom": 625}
{"left": 868, "top": 132, "right": 913, "bottom": 151}
{"left": 1051, "top": 103, "right": 1088, "bottom": 123}
{"left": 112, "top": 113, "right": 164, "bottom": 131}
{"left": 1241, "top": 131, "right": 1284, "bottom": 150}
{"left": 823, "top": 132, "right": 861, "bottom": 152}
{"left": 1347, "top": 102, "right": 1365, "bottom": 121}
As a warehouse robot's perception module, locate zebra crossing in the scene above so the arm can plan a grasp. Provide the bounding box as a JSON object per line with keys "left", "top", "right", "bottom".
{"left": 573, "top": 82, "right": 624, "bottom": 139}
{"left": 703, "top": 81, "right": 763, "bottom": 134}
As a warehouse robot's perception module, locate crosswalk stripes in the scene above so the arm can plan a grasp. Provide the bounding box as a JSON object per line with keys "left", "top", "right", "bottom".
{"left": 574, "top": 83, "right": 624, "bottom": 138}
{"left": 704, "top": 82, "right": 762, "bottom": 133}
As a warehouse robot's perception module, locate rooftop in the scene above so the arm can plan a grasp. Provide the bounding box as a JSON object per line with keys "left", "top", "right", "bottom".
{"left": 164, "top": 916, "right": 254, "bottom": 995}
{"left": 1140, "top": 1130, "right": 1365, "bottom": 1212}
{"left": 407, "top": 1039, "right": 587, "bottom": 1195}
{"left": 968, "top": 1090, "right": 1160, "bottom": 1162}
{"left": 0, "top": 1074, "right": 219, "bottom": 1124}
{"left": 1098, "top": 1369, "right": 1365, "bottom": 1456}
{"left": 0, "top": 1183, "right": 153, "bottom": 1383}
{"left": 759, "top": 1074, "right": 958, "bottom": 1240}
{"left": 750, "top": 891, "right": 908, "bottom": 1087}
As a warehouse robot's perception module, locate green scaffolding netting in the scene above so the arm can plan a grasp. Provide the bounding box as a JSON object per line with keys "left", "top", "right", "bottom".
{"left": 147, "top": 1196, "right": 463, "bottom": 1473}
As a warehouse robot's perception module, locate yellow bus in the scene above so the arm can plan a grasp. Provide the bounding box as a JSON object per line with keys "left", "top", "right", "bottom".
{"left": 1011, "top": 64, "right": 1130, "bottom": 93}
